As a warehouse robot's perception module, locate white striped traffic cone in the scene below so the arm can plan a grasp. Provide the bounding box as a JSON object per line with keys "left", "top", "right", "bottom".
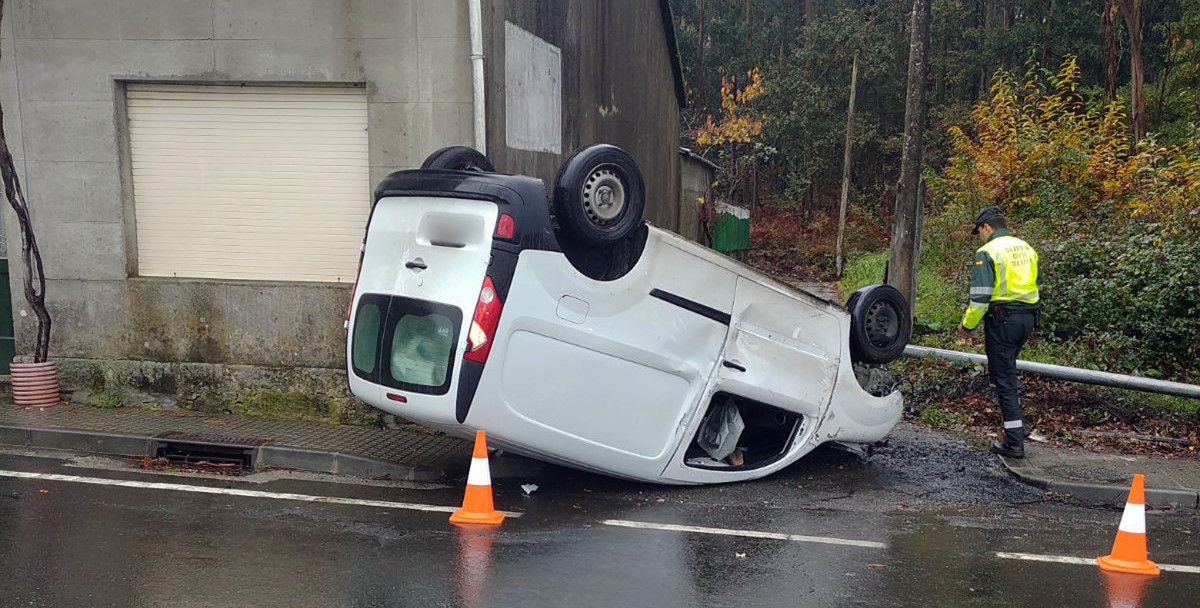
{"left": 449, "top": 430, "right": 505, "bottom": 526}
{"left": 1097, "top": 474, "right": 1160, "bottom": 576}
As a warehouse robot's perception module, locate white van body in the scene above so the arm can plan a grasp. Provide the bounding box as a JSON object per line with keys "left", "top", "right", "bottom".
{"left": 347, "top": 172, "right": 901, "bottom": 485}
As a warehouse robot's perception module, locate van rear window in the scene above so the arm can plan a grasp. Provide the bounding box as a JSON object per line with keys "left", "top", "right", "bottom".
{"left": 351, "top": 294, "right": 462, "bottom": 395}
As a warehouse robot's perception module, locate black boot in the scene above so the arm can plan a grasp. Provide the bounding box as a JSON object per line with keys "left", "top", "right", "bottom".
{"left": 991, "top": 440, "right": 1025, "bottom": 459}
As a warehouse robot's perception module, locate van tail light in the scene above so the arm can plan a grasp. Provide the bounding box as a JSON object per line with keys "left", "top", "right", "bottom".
{"left": 464, "top": 276, "right": 503, "bottom": 363}
{"left": 495, "top": 213, "right": 516, "bottom": 240}
{"left": 344, "top": 247, "right": 365, "bottom": 327}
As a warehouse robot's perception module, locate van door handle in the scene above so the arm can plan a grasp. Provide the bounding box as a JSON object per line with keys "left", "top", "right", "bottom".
{"left": 405, "top": 259, "right": 428, "bottom": 270}
{"left": 722, "top": 360, "right": 746, "bottom": 372}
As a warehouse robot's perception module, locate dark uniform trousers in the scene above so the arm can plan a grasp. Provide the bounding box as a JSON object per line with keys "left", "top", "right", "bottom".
{"left": 983, "top": 306, "right": 1037, "bottom": 447}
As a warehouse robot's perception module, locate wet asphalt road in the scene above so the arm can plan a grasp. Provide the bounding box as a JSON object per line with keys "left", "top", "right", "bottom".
{"left": 1, "top": 424, "right": 1197, "bottom": 607}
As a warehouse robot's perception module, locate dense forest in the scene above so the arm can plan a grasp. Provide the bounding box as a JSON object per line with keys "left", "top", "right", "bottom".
{"left": 673, "top": 0, "right": 1196, "bottom": 212}
{"left": 671, "top": 0, "right": 1200, "bottom": 389}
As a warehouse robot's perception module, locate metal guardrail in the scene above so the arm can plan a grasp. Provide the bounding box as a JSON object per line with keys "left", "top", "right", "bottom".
{"left": 902, "top": 345, "right": 1200, "bottom": 400}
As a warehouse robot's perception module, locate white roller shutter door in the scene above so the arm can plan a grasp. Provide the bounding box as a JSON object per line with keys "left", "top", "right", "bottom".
{"left": 127, "top": 84, "right": 369, "bottom": 283}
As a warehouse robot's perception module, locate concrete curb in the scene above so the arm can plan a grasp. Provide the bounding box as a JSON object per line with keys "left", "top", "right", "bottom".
{"left": 0, "top": 424, "right": 449, "bottom": 482}
{"left": 997, "top": 455, "right": 1200, "bottom": 511}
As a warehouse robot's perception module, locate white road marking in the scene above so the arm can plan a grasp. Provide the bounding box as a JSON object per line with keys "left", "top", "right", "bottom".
{"left": 996, "top": 552, "right": 1200, "bottom": 574}
{"left": 601, "top": 519, "right": 887, "bottom": 549}
{"left": 0, "top": 470, "right": 522, "bottom": 518}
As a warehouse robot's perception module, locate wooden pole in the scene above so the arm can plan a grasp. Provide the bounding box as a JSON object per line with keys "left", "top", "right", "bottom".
{"left": 1102, "top": 0, "right": 1119, "bottom": 101}
{"left": 887, "top": 0, "right": 931, "bottom": 311}
{"left": 835, "top": 55, "right": 858, "bottom": 279}
{"left": 696, "top": 0, "right": 707, "bottom": 111}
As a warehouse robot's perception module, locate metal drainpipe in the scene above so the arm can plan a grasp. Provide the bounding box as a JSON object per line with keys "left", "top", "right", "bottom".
{"left": 468, "top": 0, "right": 487, "bottom": 153}
{"left": 903, "top": 345, "right": 1200, "bottom": 400}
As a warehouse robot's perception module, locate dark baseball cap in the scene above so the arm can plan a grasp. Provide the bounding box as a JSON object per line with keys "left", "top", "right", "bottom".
{"left": 971, "top": 206, "right": 1003, "bottom": 234}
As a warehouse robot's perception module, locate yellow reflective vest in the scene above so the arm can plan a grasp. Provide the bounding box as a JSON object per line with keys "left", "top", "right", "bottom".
{"left": 961, "top": 231, "right": 1040, "bottom": 330}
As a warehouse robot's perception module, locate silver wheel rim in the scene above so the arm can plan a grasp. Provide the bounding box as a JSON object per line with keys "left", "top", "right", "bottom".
{"left": 582, "top": 167, "right": 626, "bottom": 226}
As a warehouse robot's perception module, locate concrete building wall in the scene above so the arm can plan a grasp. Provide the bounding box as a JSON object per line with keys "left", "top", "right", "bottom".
{"left": 482, "top": 0, "right": 683, "bottom": 230}
{"left": 0, "top": 1, "right": 684, "bottom": 417}
{"left": 0, "top": 0, "right": 474, "bottom": 408}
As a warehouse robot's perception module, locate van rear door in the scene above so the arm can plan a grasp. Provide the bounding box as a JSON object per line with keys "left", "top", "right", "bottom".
{"left": 347, "top": 196, "right": 497, "bottom": 425}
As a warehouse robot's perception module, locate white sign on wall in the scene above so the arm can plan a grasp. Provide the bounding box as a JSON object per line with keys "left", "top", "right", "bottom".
{"left": 504, "top": 21, "right": 562, "bottom": 154}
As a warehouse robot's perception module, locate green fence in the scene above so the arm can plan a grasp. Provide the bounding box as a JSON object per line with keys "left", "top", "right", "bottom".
{"left": 712, "top": 202, "right": 750, "bottom": 253}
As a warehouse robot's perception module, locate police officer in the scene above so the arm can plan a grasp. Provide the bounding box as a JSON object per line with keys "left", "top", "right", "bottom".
{"left": 958, "top": 207, "right": 1040, "bottom": 458}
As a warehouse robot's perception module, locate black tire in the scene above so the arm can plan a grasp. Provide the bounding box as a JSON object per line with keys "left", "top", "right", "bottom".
{"left": 420, "top": 146, "right": 495, "bottom": 172}
{"left": 846, "top": 284, "right": 912, "bottom": 365}
{"left": 552, "top": 144, "right": 646, "bottom": 247}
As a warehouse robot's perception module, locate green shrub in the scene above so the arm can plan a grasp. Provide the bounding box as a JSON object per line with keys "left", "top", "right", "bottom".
{"left": 901, "top": 58, "right": 1200, "bottom": 384}
{"left": 1042, "top": 224, "right": 1200, "bottom": 381}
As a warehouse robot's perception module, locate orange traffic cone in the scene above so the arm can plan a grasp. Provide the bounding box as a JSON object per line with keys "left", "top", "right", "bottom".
{"left": 1097, "top": 474, "right": 1160, "bottom": 576}
{"left": 449, "top": 430, "right": 505, "bottom": 526}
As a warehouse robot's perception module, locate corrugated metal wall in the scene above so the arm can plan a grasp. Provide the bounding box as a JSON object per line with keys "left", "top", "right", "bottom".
{"left": 126, "top": 84, "right": 370, "bottom": 283}
{"left": 484, "top": 0, "right": 683, "bottom": 232}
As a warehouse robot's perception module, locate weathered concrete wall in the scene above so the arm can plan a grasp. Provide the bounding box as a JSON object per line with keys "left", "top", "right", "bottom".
{"left": 57, "top": 357, "right": 382, "bottom": 426}
{"left": 0, "top": 1, "right": 683, "bottom": 423}
{"left": 482, "top": 0, "right": 682, "bottom": 230}
{"left": 1, "top": 0, "right": 473, "bottom": 378}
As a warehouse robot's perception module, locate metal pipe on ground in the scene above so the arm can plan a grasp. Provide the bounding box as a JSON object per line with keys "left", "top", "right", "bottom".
{"left": 902, "top": 345, "right": 1200, "bottom": 400}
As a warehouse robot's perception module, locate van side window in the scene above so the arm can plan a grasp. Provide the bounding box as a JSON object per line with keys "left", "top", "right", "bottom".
{"left": 389, "top": 312, "right": 455, "bottom": 388}
{"left": 351, "top": 296, "right": 386, "bottom": 380}
{"left": 353, "top": 294, "right": 463, "bottom": 395}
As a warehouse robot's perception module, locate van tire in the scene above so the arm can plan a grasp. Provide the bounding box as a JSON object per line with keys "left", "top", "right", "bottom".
{"left": 553, "top": 144, "right": 646, "bottom": 247}
{"left": 846, "top": 284, "right": 911, "bottom": 365}
{"left": 420, "top": 146, "right": 495, "bottom": 172}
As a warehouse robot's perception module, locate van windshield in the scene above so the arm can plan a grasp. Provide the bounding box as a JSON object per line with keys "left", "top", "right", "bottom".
{"left": 352, "top": 294, "right": 462, "bottom": 395}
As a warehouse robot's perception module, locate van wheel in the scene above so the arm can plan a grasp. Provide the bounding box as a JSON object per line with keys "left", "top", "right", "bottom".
{"left": 846, "top": 284, "right": 911, "bottom": 365}
{"left": 553, "top": 144, "right": 646, "bottom": 247}
{"left": 420, "top": 146, "right": 495, "bottom": 172}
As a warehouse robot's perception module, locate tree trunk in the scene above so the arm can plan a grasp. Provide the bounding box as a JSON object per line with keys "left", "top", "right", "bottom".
{"left": 744, "top": 0, "right": 753, "bottom": 51}
{"left": 1119, "top": 0, "right": 1146, "bottom": 141}
{"left": 803, "top": 0, "right": 815, "bottom": 26}
{"left": 835, "top": 55, "right": 858, "bottom": 279}
{"left": 1102, "top": 0, "right": 1119, "bottom": 101}
{"left": 0, "top": 0, "right": 52, "bottom": 363}
{"left": 1041, "top": 0, "right": 1056, "bottom": 66}
{"left": 696, "top": 0, "right": 707, "bottom": 111}
{"left": 805, "top": 181, "right": 815, "bottom": 220}
{"left": 751, "top": 160, "right": 757, "bottom": 210}
{"left": 1156, "top": 29, "right": 1173, "bottom": 127}
{"left": 888, "top": 0, "right": 932, "bottom": 310}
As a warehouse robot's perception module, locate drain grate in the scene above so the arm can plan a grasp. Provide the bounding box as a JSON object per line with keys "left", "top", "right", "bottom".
{"left": 150, "top": 432, "right": 272, "bottom": 470}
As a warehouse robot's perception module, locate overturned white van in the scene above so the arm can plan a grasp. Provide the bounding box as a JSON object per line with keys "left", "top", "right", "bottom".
{"left": 346, "top": 145, "right": 909, "bottom": 484}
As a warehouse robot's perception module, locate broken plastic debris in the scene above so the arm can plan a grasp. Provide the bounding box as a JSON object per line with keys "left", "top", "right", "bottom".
{"left": 686, "top": 456, "right": 730, "bottom": 468}
{"left": 521, "top": 484, "right": 538, "bottom": 495}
